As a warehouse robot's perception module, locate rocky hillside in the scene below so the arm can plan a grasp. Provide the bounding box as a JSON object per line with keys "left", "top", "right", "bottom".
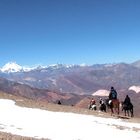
{"left": 0, "top": 78, "right": 85, "bottom": 105}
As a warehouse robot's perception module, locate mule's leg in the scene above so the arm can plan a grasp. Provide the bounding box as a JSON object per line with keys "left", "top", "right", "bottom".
{"left": 104, "top": 105, "right": 106, "bottom": 112}
{"left": 124, "top": 110, "right": 126, "bottom": 116}
{"left": 131, "top": 109, "right": 134, "bottom": 117}
{"left": 114, "top": 103, "right": 119, "bottom": 115}
{"left": 94, "top": 106, "right": 97, "bottom": 111}
{"left": 88, "top": 105, "right": 91, "bottom": 110}
{"left": 127, "top": 110, "right": 129, "bottom": 117}
{"left": 111, "top": 108, "right": 114, "bottom": 116}
{"left": 95, "top": 106, "right": 97, "bottom": 110}
{"left": 117, "top": 107, "right": 119, "bottom": 115}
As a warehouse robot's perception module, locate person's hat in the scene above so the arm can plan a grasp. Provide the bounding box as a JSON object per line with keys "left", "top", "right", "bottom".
{"left": 111, "top": 86, "right": 114, "bottom": 89}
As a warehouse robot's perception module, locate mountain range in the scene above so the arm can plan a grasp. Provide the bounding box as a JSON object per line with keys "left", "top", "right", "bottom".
{"left": 0, "top": 61, "right": 140, "bottom": 117}
{"left": 0, "top": 61, "right": 140, "bottom": 94}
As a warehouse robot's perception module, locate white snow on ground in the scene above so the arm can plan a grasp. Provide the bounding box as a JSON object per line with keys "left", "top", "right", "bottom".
{"left": 0, "top": 99, "right": 140, "bottom": 140}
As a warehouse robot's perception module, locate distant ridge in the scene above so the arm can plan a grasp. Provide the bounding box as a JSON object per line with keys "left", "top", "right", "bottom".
{"left": 0, "top": 60, "right": 140, "bottom": 95}
{"left": 131, "top": 60, "right": 140, "bottom": 68}
{"left": 0, "top": 62, "right": 89, "bottom": 73}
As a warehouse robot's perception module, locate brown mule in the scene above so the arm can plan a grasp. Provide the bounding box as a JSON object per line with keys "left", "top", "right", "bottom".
{"left": 109, "top": 99, "right": 120, "bottom": 116}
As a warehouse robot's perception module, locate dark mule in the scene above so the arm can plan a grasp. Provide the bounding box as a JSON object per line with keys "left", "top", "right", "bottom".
{"left": 121, "top": 102, "right": 134, "bottom": 117}
{"left": 99, "top": 103, "right": 106, "bottom": 112}
{"left": 105, "top": 99, "right": 120, "bottom": 115}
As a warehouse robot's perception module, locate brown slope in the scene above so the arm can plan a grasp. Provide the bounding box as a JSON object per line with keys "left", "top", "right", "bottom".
{"left": 0, "top": 77, "right": 84, "bottom": 106}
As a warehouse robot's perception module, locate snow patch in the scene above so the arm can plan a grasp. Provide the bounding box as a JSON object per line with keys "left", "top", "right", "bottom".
{"left": 92, "top": 89, "right": 109, "bottom": 96}
{"left": 129, "top": 86, "right": 140, "bottom": 93}
{"left": 0, "top": 99, "right": 140, "bottom": 140}
{"left": 50, "top": 78, "right": 57, "bottom": 86}
{"left": 23, "top": 77, "right": 37, "bottom": 82}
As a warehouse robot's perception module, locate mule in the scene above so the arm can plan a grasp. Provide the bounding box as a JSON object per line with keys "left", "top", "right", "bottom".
{"left": 121, "top": 102, "right": 134, "bottom": 117}
{"left": 105, "top": 99, "right": 120, "bottom": 116}
{"left": 99, "top": 103, "right": 106, "bottom": 112}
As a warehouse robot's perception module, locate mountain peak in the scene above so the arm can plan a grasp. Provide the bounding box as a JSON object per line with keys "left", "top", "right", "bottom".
{"left": 131, "top": 60, "right": 140, "bottom": 68}
{"left": 1, "top": 62, "right": 23, "bottom": 73}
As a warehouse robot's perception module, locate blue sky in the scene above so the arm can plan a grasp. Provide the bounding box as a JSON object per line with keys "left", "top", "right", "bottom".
{"left": 0, "top": 0, "right": 140, "bottom": 67}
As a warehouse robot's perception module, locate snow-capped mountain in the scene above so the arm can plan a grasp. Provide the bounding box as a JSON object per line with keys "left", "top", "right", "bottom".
{"left": 0, "top": 62, "right": 23, "bottom": 73}
{"left": 0, "top": 62, "right": 87, "bottom": 73}
{"left": 0, "top": 62, "right": 43, "bottom": 73}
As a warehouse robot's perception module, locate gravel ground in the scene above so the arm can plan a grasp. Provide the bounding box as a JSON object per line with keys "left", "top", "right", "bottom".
{"left": 0, "top": 132, "right": 48, "bottom": 140}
